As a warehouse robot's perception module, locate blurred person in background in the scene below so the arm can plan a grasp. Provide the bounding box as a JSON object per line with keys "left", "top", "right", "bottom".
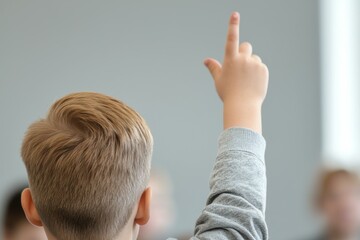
{"left": 312, "top": 169, "right": 360, "bottom": 240}
{"left": 2, "top": 186, "right": 47, "bottom": 240}
{"left": 138, "top": 169, "right": 175, "bottom": 240}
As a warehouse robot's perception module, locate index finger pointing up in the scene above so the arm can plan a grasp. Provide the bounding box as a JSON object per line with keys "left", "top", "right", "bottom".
{"left": 225, "top": 12, "right": 240, "bottom": 57}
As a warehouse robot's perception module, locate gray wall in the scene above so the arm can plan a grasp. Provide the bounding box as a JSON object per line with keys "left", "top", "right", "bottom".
{"left": 0, "top": 0, "right": 321, "bottom": 239}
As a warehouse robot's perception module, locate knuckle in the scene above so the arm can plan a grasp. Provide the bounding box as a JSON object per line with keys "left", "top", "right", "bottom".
{"left": 243, "top": 41, "right": 252, "bottom": 48}
{"left": 241, "top": 56, "right": 252, "bottom": 65}
{"left": 259, "top": 64, "right": 269, "bottom": 75}
{"left": 241, "top": 42, "right": 252, "bottom": 51}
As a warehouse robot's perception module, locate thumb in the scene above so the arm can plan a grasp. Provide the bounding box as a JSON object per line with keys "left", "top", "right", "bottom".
{"left": 204, "top": 58, "right": 222, "bottom": 81}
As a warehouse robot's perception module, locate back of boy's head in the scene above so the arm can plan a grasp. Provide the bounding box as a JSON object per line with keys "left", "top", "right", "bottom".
{"left": 21, "top": 92, "right": 153, "bottom": 240}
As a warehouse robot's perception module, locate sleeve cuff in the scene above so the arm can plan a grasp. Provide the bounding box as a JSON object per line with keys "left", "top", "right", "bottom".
{"left": 218, "top": 128, "right": 266, "bottom": 162}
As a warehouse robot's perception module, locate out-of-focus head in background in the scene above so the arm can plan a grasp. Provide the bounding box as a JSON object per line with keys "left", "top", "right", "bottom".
{"left": 315, "top": 168, "right": 360, "bottom": 238}
{"left": 138, "top": 169, "right": 176, "bottom": 240}
{"left": 2, "top": 186, "right": 47, "bottom": 240}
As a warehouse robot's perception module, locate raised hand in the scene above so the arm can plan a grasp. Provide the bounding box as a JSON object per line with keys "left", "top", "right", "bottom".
{"left": 204, "top": 12, "right": 269, "bottom": 133}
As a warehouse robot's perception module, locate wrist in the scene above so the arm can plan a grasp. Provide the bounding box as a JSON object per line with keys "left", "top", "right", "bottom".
{"left": 223, "top": 97, "right": 262, "bottom": 112}
{"left": 223, "top": 98, "right": 262, "bottom": 133}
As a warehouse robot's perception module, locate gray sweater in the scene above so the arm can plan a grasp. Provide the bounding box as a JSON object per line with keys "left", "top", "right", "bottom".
{"left": 187, "top": 128, "right": 268, "bottom": 240}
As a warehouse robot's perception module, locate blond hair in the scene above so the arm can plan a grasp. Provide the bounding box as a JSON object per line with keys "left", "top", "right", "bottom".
{"left": 21, "top": 92, "right": 153, "bottom": 240}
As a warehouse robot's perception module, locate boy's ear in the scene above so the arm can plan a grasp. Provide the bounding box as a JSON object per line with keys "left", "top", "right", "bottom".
{"left": 135, "top": 187, "right": 152, "bottom": 225}
{"left": 21, "top": 188, "right": 43, "bottom": 227}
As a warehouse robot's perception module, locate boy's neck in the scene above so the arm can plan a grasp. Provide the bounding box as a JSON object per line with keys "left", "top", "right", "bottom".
{"left": 44, "top": 224, "right": 139, "bottom": 240}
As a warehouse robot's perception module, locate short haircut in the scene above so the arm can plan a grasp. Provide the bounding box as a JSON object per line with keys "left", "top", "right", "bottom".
{"left": 21, "top": 92, "right": 153, "bottom": 240}
{"left": 3, "top": 185, "right": 28, "bottom": 236}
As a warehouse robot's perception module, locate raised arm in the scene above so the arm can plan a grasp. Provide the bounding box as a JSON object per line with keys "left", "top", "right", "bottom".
{"left": 191, "top": 12, "right": 269, "bottom": 240}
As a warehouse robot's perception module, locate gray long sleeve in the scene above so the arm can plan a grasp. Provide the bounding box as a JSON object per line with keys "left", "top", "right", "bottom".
{"left": 191, "top": 128, "right": 268, "bottom": 240}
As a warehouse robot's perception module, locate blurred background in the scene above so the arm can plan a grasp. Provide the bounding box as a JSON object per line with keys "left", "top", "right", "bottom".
{"left": 0, "top": 0, "right": 359, "bottom": 239}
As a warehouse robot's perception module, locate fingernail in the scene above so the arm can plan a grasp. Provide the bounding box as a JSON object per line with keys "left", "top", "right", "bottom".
{"left": 203, "top": 59, "right": 209, "bottom": 66}
{"left": 232, "top": 12, "right": 239, "bottom": 19}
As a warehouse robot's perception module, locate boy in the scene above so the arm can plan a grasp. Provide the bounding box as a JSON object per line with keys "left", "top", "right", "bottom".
{"left": 20, "top": 12, "right": 269, "bottom": 240}
{"left": 2, "top": 186, "right": 47, "bottom": 240}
